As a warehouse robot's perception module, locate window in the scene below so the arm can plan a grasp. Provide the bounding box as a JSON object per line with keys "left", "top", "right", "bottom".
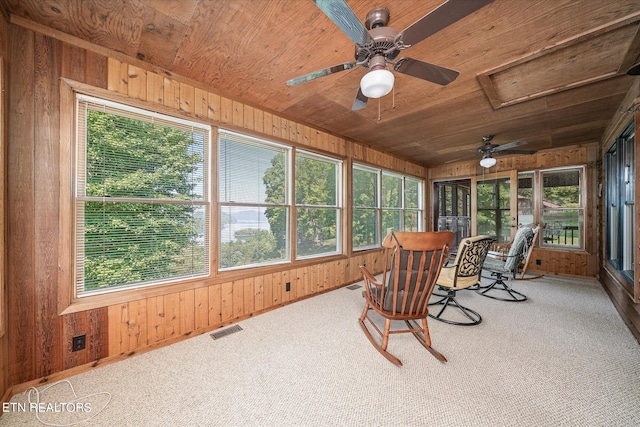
{"left": 295, "top": 151, "right": 342, "bottom": 259}
{"left": 517, "top": 172, "right": 535, "bottom": 227}
{"left": 606, "top": 123, "right": 634, "bottom": 284}
{"left": 540, "top": 167, "right": 584, "bottom": 248}
{"left": 352, "top": 165, "right": 380, "bottom": 250}
{"left": 353, "top": 164, "right": 424, "bottom": 251}
{"left": 75, "top": 95, "right": 210, "bottom": 297}
{"left": 218, "top": 130, "right": 290, "bottom": 269}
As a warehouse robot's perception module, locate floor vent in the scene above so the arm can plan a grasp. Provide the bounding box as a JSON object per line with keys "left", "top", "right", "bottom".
{"left": 211, "top": 325, "right": 243, "bottom": 340}
{"left": 346, "top": 284, "right": 362, "bottom": 290}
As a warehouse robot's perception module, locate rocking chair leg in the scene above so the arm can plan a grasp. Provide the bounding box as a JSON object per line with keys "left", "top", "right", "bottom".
{"left": 359, "top": 309, "right": 403, "bottom": 366}
{"left": 406, "top": 319, "right": 447, "bottom": 363}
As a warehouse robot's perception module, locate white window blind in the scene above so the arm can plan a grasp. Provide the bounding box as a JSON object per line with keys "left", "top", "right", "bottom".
{"left": 75, "top": 95, "right": 210, "bottom": 297}
{"left": 218, "top": 130, "right": 290, "bottom": 269}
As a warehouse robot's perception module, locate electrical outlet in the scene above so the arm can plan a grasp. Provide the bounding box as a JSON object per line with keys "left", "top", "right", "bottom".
{"left": 72, "top": 334, "right": 86, "bottom": 352}
{"left": 536, "top": 259, "right": 541, "bottom": 265}
{"left": 285, "top": 282, "right": 291, "bottom": 292}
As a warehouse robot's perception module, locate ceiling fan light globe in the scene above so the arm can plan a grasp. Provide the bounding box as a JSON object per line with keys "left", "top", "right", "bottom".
{"left": 360, "top": 69, "right": 394, "bottom": 98}
{"left": 480, "top": 155, "right": 497, "bottom": 168}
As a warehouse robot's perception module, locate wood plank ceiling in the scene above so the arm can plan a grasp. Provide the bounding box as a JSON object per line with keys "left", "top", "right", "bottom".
{"left": 4, "top": 0, "right": 640, "bottom": 167}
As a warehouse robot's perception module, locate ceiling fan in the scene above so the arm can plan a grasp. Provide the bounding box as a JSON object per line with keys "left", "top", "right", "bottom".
{"left": 477, "top": 135, "right": 536, "bottom": 168}
{"left": 286, "top": 0, "right": 494, "bottom": 110}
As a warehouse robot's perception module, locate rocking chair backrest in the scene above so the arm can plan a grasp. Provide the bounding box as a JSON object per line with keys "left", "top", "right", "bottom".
{"left": 378, "top": 231, "right": 454, "bottom": 316}
{"left": 504, "top": 226, "right": 534, "bottom": 273}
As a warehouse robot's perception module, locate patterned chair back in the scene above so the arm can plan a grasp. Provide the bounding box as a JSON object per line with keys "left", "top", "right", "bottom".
{"left": 453, "top": 235, "right": 495, "bottom": 279}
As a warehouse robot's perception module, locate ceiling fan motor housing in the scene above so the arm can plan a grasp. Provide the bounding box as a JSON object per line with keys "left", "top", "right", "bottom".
{"left": 354, "top": 27, "right": 400, "bottom": 65}
{"left": 365, "top": 7, "right": 390, "bottom": 29}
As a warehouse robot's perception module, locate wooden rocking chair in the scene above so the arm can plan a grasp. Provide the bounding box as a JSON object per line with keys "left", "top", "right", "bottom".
{"left": 359, "top": 231, "right": 454, "bottom": 366}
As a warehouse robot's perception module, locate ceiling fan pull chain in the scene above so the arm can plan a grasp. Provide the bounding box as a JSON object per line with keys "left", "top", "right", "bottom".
{"left": 392, "top": 85, "right": 396, "bottom": 109}
{"left": 378, "top": 98, "right": 381, "bottom": 121}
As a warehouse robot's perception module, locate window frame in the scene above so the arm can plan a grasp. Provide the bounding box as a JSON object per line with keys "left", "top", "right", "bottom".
{"left": 605, "top": 122, "right": 635, "bottom": 286}
{"left": 217, "top": 129, "right": 292, "bottom": 271}
{"left": 516, "top": 166, "right": 586, "bottom": 251}
{"left": 352, "top": 163, "right": 424, "bottom": 251}
{"left": 74, "top": 94, "right": 212, "bottom": 298}
{"left": 539, "top": 166, "right": 585, "bottom": 250}
{"left": 294, "top": 149, "right": 343, "bottom": 260}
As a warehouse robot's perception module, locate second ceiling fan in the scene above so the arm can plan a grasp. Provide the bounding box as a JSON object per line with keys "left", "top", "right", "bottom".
{"left": 286, "top": 0, "right": 494, "bottom": 110}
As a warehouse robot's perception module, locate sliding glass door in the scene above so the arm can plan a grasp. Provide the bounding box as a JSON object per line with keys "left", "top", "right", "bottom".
{"left": 433, "top": 180, "right": 471, "bottom": 250}
{"left": 472, "top": 170, "right": 518, "bottom": 244}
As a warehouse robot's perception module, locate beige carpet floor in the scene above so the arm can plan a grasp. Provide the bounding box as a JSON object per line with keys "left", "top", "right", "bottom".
{"left": 2, "top": 275, "right": 639, "bottom": 426}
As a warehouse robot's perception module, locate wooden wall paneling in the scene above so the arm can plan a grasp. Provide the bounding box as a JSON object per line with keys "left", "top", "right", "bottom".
{"left": 162, "top": 292, "right": 180, "bottom": 341}
{"left": 60, "top": 43, "right": 85, "bottom": 81}
{"left": 207, "top": 92, "right": 220, "bottom": 122}
{"left": 179, "top": 82, "right": 194, "bottom": 114}
{"left": 242, "top": 104, "right": 254, "bottom": 131}
{"left": 107, "top": 304, "right": 127, "bottom": 356}
{"left": 280, "top": 118, "right": 289, "bottom": 142}
{"left": 106, "top": 59, "right": 128, "bottom": 95}
{"left": 220, "top": 96, "right": 232, "bottom": 124}
{"left": 220, "top": 281, "right": 234, "bottom": 322}
{"left": 324, "top": 262, "right": 334, "bottom": 291}
{"left": 34, "top": 32, "right": 63, "bottom": 379}
{"left": 300, "top": 266, "right": 310, "bottom": 297}
{"left": 85, "top": 307, "right": 108, "bottom": 362}
{"left": 271, "top": 271, "right": 282, "bottom": 306}
{"left": 146, "top": 296, "right": 165, "bottom": 344}
{"left": 243, "top": 277, "right": 255, "bottom": 314}
{"left": 62, "top": 312, "right": 87, "bottom": 370}
{"left": 179, "top": 290, "right": 195, "bottom": 335}
{"left": 253, "top": 276, "right": 264, "bottom": 312}
{"left": 163, "top": 76, "right": 180, "bottom": 110}
{"left": 84, "top": 50, "right": 108, "bottom": 89}
{"left": 126, "top": 299, "right": 147, "bottom": 351}
{"left": 231, "top": 100, "right": 243, "bottom": 128}
{"left": 0, "top": 16, "right": 8, "bottom": 399}
{"left": 127, "top": 65, "right": 147, "bottom": 101}
{"left": 232, "top": 279, "right": 244, "bottom": 319}
{"left": 208, "top": 284, "right": 222, "bottom": 326}
{"left": 147, "top": 71, "right": 164, "bottom": 105}
{"left": 262, "top": 273, "right": 273, "bottom": 310}
{"left": 281, "top": 270, "right": 291, "bottom": 304}
{"left": 291, "top": 267, "right": 302, "bottom": 300}
{"left": 194, "top": 287, "right": 209, "bottom": 330}
{"left": 8, "top": 24, "right": 37, "bottom": 384}
{"left": 193, "top": 87, "right": 207, "bottom": 119}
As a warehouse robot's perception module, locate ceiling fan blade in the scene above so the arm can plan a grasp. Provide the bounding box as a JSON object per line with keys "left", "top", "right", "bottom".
{"left": 311, "top": 0, "right": 371, "bottom": 46}
{"left": 498, "top": 149, "right": 537, "bottom": 155}
{"left": 398, "top": 0, "right": 494, "bottom": 47}
{"left": 493, "top": 140, "right": 527, "bottom": 152}
{"left": 286, "top": 62, "right": 357, "bottom": 86}
{"left": 394, "top": 57, "right": 459, "bottom": 86}
{"left": 445, "top": 155, "right": 475, "bottom": 164}
{"left": 352, "top": 87, "right": 368, "bottom": 110}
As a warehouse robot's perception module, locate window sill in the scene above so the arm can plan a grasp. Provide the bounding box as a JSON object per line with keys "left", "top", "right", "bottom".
{"left": 60, "top": 253, "right": 350, "bottom": 314}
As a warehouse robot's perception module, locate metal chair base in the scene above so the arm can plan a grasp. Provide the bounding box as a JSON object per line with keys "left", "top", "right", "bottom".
{"left": 476, "top": 272, "right": 527, "bottom": 302}
{"left": 429, "top": 289, "right": 482, "bottom": 325}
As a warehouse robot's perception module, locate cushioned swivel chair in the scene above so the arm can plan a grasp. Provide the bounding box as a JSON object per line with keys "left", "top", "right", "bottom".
{"left": 478, "top": 226, "right": 534, "bottom": 301}
{"left": 359, "top": 231, "right": 454, "bottom": 366}
{"left": 429, "top": 235, "right": 494, "bottom": 325}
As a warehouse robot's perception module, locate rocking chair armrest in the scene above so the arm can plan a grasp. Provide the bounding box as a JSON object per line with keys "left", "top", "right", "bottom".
{"left": 359, "top": 265, "right": 383, "bottom": 288}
